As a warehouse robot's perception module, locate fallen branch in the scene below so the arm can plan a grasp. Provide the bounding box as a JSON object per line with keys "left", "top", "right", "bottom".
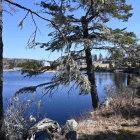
{"left": 27, "top": 118, "right": 78, "bottom": 140}
{"left": 27, "top": 118, "right": 61, "bottom": 140}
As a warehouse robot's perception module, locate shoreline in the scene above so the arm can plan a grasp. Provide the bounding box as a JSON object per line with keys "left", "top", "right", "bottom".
{"left": 3, "top": 69, "right": 58, "bottom": 73}
{"left": 76, "top": 96, "right": 140, "bottom": 140}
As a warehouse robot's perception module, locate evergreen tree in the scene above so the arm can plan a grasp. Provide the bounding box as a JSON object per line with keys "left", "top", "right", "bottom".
{"left": 94, "top": 54, "right": 98, "bottom": 62}
{"left": 2, "top": 0, "right": 138, "bottom": 110}
{"left": 124, "top": 44, "right": 140, "bottom": 68}
{"left": 30, "top": 0, "right": 135, "bottom": 109}
{"left": 99, "top": 53, "right": 103, "bottom": 61}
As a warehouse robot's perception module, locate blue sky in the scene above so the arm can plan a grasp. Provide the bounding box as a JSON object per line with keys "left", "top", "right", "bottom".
{"left": 3, "top": 0, "right": 140, "bottom": 61}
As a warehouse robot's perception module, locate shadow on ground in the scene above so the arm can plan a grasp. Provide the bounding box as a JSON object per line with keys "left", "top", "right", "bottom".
{"left": 78, "top": 127, "right": 140, "bottom": 140}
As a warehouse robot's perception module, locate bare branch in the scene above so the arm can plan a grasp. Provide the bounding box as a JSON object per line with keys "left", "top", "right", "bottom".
{"left": 18, "top": 11, "right": 29, "bottom": 29}
{"left": 85, "top": 0, "right": 93, "bottom": 18}
{"left": 2, "top": 9, "right": 13, "bottom": 15}
{"left": 4, "top": 0, "right": 52, "bottom": 22}
{"left": 4, "top": 0, "right": 71, "bottom": 52}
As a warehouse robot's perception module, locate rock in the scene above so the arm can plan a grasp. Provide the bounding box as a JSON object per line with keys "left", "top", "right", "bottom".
{"left": 90, "top": 111, "right": 94, "bottom": 116}
{"left": 27, "top": 135, "right": 35, "bottom": 140}
{"left": 64, "top": 119, "right": 78, "bottom": 131}
{"left": 100, "top": 97, "right": 113, "bottom": 108}
{"left": 65, "top": 131, "right": 77, "bottom": 140}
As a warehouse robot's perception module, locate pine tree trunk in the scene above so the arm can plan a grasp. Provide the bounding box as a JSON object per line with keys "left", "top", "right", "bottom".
{"left": 0, "top": 1, "right": 5, "bottom": 139}
{"left": 81, "top": 17, "right": 99, "bottom": 109}
{"left": 85, "top": 47, "right": 99, "bottom": 109}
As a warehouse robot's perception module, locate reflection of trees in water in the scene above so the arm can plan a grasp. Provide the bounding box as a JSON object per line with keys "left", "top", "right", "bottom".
{"left": 96, "top": 73, "right": 128, "bottom": 100}
{"left": 113, "top": 73, "right": 127, "bottom": 89}
{"left": 96, "top": 73, "right": 114, "bottom": 86}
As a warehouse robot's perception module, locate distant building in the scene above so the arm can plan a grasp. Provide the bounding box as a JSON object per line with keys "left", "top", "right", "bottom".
{"left": 13, "top": 67, "right": 22, "bottom": 71}
{"left": 42, "top": 60, "right": 51, "bottom": 66}
{"left": 77, "top": 55, "right": 97, "bottom": 65}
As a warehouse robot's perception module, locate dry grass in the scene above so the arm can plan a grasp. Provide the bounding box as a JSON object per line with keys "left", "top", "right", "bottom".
{"left": 76, "top": 91, "right": 140, "bottom": 140}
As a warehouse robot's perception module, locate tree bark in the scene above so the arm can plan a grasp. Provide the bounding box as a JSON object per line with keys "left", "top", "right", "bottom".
{"left": 85, "top": 47, "right": 99, "bottom": 109}
{"left": 81, "top": 16, "right": 99, "bottom": 109}
{"left": 0, "top": 0, "right": 5, "bottom": 139}
{"left": 0, "top": 0, "right": 3, "bottom": 82}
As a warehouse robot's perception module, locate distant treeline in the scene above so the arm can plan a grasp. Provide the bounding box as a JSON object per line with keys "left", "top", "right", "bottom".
{"left": 3, "top": 58, "right": 43, "bottom": 69}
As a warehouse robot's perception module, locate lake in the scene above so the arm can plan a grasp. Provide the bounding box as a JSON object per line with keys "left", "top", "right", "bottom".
{"left": 3, "top": 72, "right": 128, "bottom": 125}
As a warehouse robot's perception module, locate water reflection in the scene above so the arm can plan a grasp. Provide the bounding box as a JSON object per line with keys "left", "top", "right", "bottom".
{"left": 1, "top": 72, "right": 136, "bottom": 139}
{"left": 96, "top": 72, "right": 128, "bottom": 89}
{"left": 113, "top": 73, "right": 127, "bottom": 89}
{"left": 95, "top": 72, "right": 128, "bottom": 102}
{"left": 3, "top": 72, "right": 129, "bottom": 126}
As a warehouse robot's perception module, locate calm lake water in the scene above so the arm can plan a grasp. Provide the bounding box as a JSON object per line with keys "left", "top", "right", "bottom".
{"left": 3, "top": 72, "right": 128, "bottom": 126}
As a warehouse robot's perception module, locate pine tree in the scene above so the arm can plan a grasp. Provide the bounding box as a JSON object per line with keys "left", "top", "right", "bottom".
{"left": 93, "top": 54, "right": 97, "bottom": 62}
{"left": 95, "top": 55, "right": 97, "bottom": 62}
{"left": 99, "top": 53, "right": 103, "bottom": 61}
{"left": 3, "top": 0, "right": 137, "bottom": 109}
{"left": 31, "top": 0, "right": 135, "bottom": 109}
